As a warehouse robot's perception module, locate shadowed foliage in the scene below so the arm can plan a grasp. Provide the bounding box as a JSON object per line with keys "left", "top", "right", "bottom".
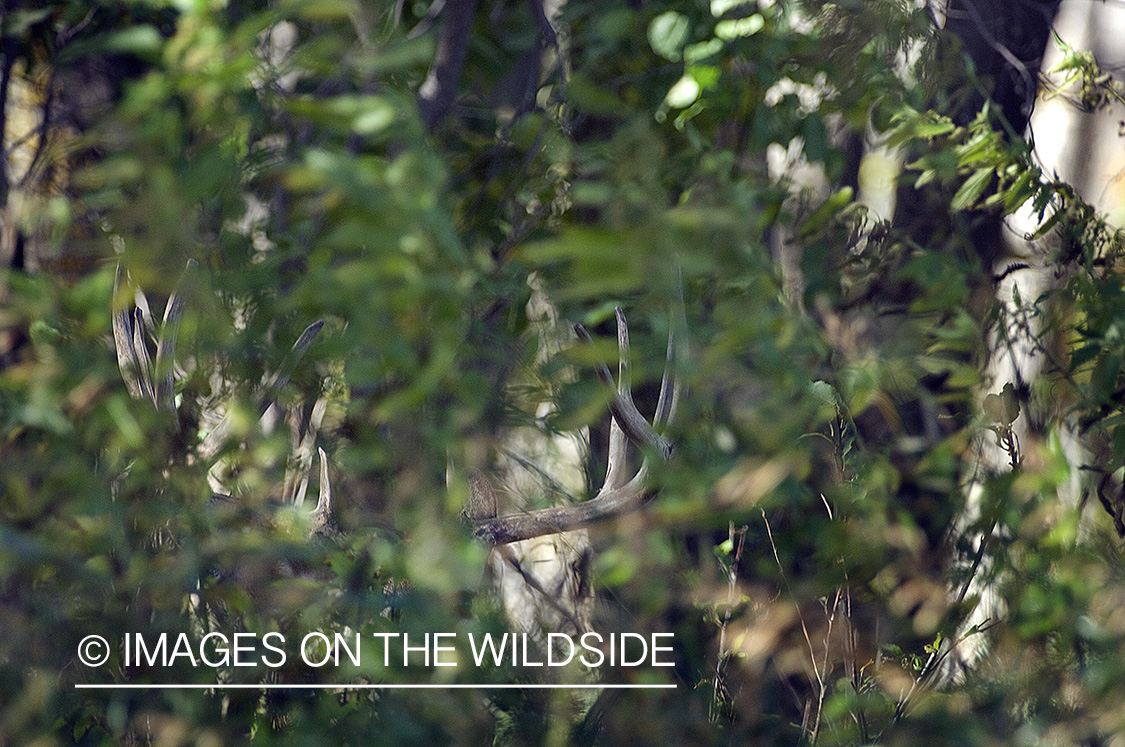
{"left": 4, "top": 1, "right": 1125, "bottom": 744}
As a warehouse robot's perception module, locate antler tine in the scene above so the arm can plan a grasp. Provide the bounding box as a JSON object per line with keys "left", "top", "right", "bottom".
{"left": 653, "top": 306, "right": 684, "bottom": 428}
{"left": 200, "top": 320, "right": 324, "bottom": 461}
{"left": 655, "top": 271, "right": 685, "bottom": 428}
{"left": 615, "top": 306, "right": 631, "bottom": 393}
{"left": 259, "top": 320, "right": 324, "bottom": 418}
{"left": 609, "top": 306, "right": 671, "bottom": 454}
{"left": 574, "top": 322, "right": 613, "bottom": 386}
{"left": 603, "top": 415, "right": 629, "bottom": 492}
{"left": 153, "top": 259, "right": 197, "bottom": 411}
{"left": 309, "top": 447, "right": 339, "bottom": 540}
{"left": 112, "top": 263, "right": 145, "bottom": 401}
{"left": 134, "top": 287, "right": 156, "bottom": 338}
{"left": 603, "top": 307, "right": 632, "bottom": 492}
{"left": 575, "top": 315, "right": 671, "bottom": 459}
{"left": 315, "top": 447, "right": 332, "bottom": 518}
{"left": 653, "top": 331, "right": 677, "bottom": 427}
{"left": 132, "top": 308, "right": 156, "bottom": 404}
{"left": 113, "top": 259, "right": 198, "bottom": 412}
{"left": 283, "top": 390, "right": 329, "bottom": 506}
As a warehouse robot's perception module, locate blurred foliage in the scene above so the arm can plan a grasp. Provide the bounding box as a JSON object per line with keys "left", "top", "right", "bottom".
{"left": 3, "top": 0, "right": 1125, "bottom": 744}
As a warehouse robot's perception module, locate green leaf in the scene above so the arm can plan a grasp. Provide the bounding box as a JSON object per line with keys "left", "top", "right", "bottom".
{"left": 1, "top": 8, "right": 52, "bottom": 35}
{"left": 916, "top": 120, "right": 956, "bottom": 138}
{"left": 999, "top": 382, "right": 1020, "bottom": 425}
{"left": 568, "top": 73, "right": 629, "bottom": 116}
{"left": 802, "top": 114, "right": 829, "bottom": 164}
{"left": 61, "top": 26, "right": 164, "bottom": 61}
{"left": 808, "top": 380, "right": 839, "bottom": 408}
{"left": 1002, "top": 168, "right": 1038, "bottom": 214}
{"left": 648, "top": 11, "right": 690, "bottom": 61}
{"left": 280, "top": 0, "right": 357, "bottom": 21}
{"left": 286, "top": 95, "right": 397, "bottom": 136}
{"left": 684, "top": 38, "right": 723, "bottom": 63}
{"left": 1030, "top": 207, "right": 1064, "bottom": 240}
{"left": 1113, "top": 425, "right": 1125, "bottom": 462}
{"left": 665, "top": 75, "right": 701, "bottom": 109}
{"left": 715, "top": 14, "right": 764, "bottom": 40}
{"left": 1070, "top": 343, "right": 1102, "bottom": 370}
{"left": 1091, "top": 352, "right": 1122, "bottom": 403}
{"left": 799, "top": 186, "right": 853, "bottom": 237}
{"left": 895, "top": 111, "right": 956, "bottom": 140}
{"left": 951, "top": 167, "right": 993, "bottom": 211}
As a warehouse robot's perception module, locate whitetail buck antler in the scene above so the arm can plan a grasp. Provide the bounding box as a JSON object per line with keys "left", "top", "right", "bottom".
{"left": 113, "top": 259, "right": 196, "bottom": 411}
{"left": 112, "top": 258, "right": 330, "bottom": 513}
{"left": 470, "top": 305, "right": 683, "bottom": 546}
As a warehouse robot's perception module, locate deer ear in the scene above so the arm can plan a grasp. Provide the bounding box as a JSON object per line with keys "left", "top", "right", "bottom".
{"left": 464, "top": 471, "right": 498, "bottom": 520}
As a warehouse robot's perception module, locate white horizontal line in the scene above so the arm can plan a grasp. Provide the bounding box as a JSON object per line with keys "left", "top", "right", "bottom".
{"left": 75, "top": 683, "right": 676, "bottom": 690}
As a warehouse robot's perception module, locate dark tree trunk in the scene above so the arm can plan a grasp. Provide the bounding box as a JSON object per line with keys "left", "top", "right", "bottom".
{"left": 943, "top": 0, "right": 1064, "bottom": 134}
{"left": 891, "top": 0, "right": 1063, "bottom": 275}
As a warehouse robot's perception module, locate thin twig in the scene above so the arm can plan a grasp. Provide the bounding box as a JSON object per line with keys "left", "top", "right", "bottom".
{"left": 711, "top": 522, "right": 747, "bottom": 720}
{"left": 762, "top": 508, "right": 825, "bottom": 743}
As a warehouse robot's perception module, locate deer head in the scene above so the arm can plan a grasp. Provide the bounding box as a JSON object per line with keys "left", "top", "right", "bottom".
{"left": 112, "top": 260, "right": 683, "bottom": 640}
{"left": 463, "top": 302, "right": 683, "bottom": 637}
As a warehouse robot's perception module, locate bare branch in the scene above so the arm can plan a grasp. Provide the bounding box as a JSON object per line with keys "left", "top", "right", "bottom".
{"left": 494, "top": 542, "right": 587, "bottom": 634}
{"left": 407, "top": 0, "right": 447, "bottom": 39}
{"left": 15, "top": 67, "right": 56, "bottom": 193}
{"left": 0, "top": 35, "right": 16, "bottom": 207}
{"left": 529, "top": 0, "right": 558, "bottom": 49}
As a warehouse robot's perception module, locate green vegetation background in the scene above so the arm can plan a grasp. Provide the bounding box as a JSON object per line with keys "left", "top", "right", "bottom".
{"left": 3, "top": 0, "right": 1125, "bottom": 744}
